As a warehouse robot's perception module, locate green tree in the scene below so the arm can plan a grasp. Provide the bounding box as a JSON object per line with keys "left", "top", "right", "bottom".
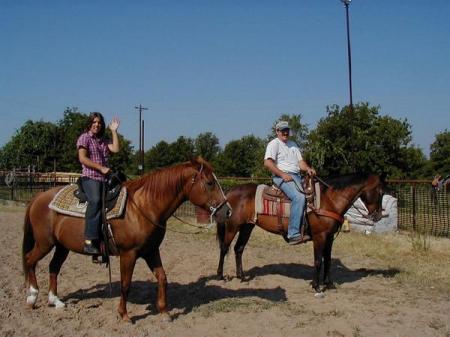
{"left": 0, "top": 107, "right": 135, "bottom": 174}
{"left": 306, "top": 103, "right": 424, "bottom": 178}
{"left": 0, "top": 120, "right": 57, "bottom": 171}
{"left": 56, "top": 107, "right": 89, "bottom": 172}
{"left": 144, "top": 141, "right": 175, "bottom": 171}
{"left": 194, "top": 132, "right": 220, "bottom": 162}
{"left": 430, "top": 130, "right": 450, "bottom": 175}
{"left": 168, "top": 136, "right": 195, "bottom": 164}
{"left": 215, "top": 135, "right": 265, "bottom": 177}
{"left": 107, "top": 134, "right": 134, "bottom": 174}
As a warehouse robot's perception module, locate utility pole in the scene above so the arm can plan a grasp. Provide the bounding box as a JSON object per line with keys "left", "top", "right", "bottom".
{"left": 134, "top": 104, "right": 148, "bottom": 175}
{"left": 340, "top": 0, "right": 353, "bottom": 111}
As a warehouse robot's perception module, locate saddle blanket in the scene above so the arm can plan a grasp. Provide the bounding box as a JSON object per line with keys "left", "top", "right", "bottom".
{"left": 254, "top": 183, "right": 321, "bottom": 222}
{"left": 49, "top": 184, "right": 127, "bottom": 220}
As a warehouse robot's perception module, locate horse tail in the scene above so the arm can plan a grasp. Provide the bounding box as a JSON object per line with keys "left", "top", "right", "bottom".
{"left": 22, "top": 200, "right": 35, "bottom": 282}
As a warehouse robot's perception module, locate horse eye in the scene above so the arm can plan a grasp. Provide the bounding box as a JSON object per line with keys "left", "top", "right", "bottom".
{"left": 207, "top": 180, "right": 214, "bottom": 186}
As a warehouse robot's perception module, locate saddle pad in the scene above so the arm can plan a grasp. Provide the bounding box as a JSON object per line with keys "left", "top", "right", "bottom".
{"left": 49, "top": 184, "right": 127, "bottom": 219}
{"left": 254, "top": 182, "right": 321, "bottom": 222}
{"left": 254, "top": 185, "right": 290, "bottom": 222}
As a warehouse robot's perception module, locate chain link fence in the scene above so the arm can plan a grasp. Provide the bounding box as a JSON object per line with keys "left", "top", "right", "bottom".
{"left": 387, "top": 180, "right": 450, "bottom": 237}
{"left": 1, "top": 171, "right": 449, "bottom": 237}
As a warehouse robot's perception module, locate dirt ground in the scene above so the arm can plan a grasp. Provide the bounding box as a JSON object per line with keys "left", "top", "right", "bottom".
{"left": 1, "top": 205, "right": 449, "bottom": 337}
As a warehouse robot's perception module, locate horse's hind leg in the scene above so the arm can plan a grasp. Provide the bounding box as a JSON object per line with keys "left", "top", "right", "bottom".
{"left": 143, "top": 251, "right": 170, "bottom": 322}
{"left": 234, "top": 223, "right": 255, "bottom": 280}
{"left": 48, "top": 244, "right": 69, "bottom": 308}
{"left": 24, "top": 243, "right": 53, "bottom": 308}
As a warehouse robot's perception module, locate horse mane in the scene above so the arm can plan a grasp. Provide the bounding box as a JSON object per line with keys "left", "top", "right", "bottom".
{"left": 125, "top": 161, "right": 193, "bottom": 199}
{"left": 322, "top": 173, "right": 371, "bottom": 192}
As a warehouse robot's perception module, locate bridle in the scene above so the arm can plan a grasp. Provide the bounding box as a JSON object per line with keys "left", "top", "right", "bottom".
{"left": 309, "top": 176, "right": 384, "bottom": 223}
{"left": 188, "top": 164, "right": 232, "bottom": 220}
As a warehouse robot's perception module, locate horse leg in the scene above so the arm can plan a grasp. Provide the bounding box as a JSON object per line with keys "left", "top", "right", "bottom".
{"left": 234, "top": 223, "right": 255, "bottom": 281}
{"left": 24, "top": 243, "right": 53, "bottom": 308}
{"left": 48, "top": 244, "right": 69, "bottom": 308}
{"left": 312, "top": 234, "right": 326, "bottom": 293}
{"left": 118, "top": 250, "right": 138, "bottom": 322}
{"left": 143, "top": 252, "right": 171, "bottom": 322}
{"left": 216, "top": 222, "right": 239, "bottom": 280}
{"left": 322, "top": 235, "right": 336, "bottom": 291}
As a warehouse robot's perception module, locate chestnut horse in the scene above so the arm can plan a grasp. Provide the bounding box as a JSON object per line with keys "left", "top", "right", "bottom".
{"left": 22, "top": 157, "right": 231, "bottom": 322}
{"left": 215, "top": 173, "right": 384, "bottom": 293}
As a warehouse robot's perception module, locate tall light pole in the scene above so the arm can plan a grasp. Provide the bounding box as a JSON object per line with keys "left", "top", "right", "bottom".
{"left": 134, "top": 104, "right": 148, "bottom": 175}
{"left": 341, "top": 0, "right": 353, "bottom": 111}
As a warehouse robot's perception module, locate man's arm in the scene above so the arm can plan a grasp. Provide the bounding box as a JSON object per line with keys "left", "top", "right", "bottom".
{"left": 299, "top": 160, "right": 316, "bottom": 176}
{"left": 264, "top": 158, "right": 293, "bottom": 182}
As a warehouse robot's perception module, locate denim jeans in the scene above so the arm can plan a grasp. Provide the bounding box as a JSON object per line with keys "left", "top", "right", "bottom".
{"left": 80, "top": 177, "right": 103, "bottom": 240}
{"left": 273, "top": 173, "right": 306, "bottom": 239}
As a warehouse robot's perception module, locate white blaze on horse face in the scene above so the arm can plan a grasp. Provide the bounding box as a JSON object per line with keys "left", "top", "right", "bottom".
{"left": 48, "top": 291, "right": 66, "bottom": 309}
{"left": 26, "top": 286, "right": 39, "bottom": 307}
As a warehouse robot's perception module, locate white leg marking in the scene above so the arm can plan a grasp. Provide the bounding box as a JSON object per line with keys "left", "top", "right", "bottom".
{"left": 26, "top": 286, "right": 39, "bottom": 307}
{"left": 48, "top": 291, "right": 66, "bottom": 309}
{"left": 314, "top": 291, "right": 326, "bottom": 299}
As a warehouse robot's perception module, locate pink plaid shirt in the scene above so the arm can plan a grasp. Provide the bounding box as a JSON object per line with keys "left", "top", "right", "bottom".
{"left": 76, "top": 131, "right": 111, "bottom": 181}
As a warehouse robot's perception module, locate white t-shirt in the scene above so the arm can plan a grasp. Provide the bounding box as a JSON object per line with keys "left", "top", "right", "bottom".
{"left": 264, "top": 138, "right": 303, "bottom": 174}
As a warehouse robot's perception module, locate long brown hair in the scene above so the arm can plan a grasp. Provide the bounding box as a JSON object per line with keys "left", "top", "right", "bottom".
{"left": 85, "top": 112, "right": 106, "bottom": 137}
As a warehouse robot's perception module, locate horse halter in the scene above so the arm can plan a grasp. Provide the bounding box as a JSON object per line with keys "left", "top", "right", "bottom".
{"left": 189, "top": 164, "right": 232, "bottom": 219}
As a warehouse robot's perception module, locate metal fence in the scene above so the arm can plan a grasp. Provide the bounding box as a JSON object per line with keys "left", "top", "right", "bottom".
{"left": 387, "top": 180, "right": 450, "bottom": 237}
{"left": 0, "top": 171, "right": 80, "bottom": 202}
{"left": 1, "top": 171, "right": 449, "bottom": 237}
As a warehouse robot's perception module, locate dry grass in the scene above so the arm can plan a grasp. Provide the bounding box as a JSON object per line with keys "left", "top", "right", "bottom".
{"left": 168, "top": 217, "right": 450, "bottom": 296}
{"left": 331, "top": 231, "right": 450, "bottom": 295}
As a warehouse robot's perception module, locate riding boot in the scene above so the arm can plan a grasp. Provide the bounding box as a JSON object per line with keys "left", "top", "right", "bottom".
{"left": 84, "top": 240, "right": 100, "bottom": 255}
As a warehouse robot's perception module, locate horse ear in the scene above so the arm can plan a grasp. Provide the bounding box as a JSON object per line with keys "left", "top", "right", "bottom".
{"left": 190, "top": 156, "right": 205, "bottom": 170}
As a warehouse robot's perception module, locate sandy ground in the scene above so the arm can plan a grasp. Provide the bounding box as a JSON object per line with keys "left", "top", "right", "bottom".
{"left": 1, "top": 205, "right": 449, "bottom": 337}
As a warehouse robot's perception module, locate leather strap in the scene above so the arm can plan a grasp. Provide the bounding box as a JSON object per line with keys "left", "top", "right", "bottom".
{"left": 311, "top": 208, "right": 344, "bottom": 223}
{"left": 277, "top": 198, "right": 284, "bottom": 234}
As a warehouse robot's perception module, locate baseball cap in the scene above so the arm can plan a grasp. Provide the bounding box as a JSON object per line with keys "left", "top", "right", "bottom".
{"left": 275, "top": 121, "right": 290, "bottom": 130}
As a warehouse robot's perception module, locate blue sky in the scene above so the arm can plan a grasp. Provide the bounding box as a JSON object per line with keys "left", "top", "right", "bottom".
{"left": 1, "top": 0, "right": 449, "bottom": 155}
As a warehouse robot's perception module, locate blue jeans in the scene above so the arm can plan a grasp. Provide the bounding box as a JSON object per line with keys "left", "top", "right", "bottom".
{"left": 273, "top": 173, "right": 306, "bottom": 239}
{"left": 80, "top": 177, "right": 103, "bottom": 241}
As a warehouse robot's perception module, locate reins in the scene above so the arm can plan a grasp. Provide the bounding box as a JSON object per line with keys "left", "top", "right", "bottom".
{"left": 127, "top": 194, "right": 212, "bottom": 235}
{"left": 125, "top": 164, "right": 226, "bottom": 235}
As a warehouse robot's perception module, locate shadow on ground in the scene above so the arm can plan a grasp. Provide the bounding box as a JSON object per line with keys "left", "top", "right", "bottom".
{"left": 62, "top": 274, "right": 287, "bottom": 322}
{"left": 243, "top": 258, "right": 400, "bottom": 284}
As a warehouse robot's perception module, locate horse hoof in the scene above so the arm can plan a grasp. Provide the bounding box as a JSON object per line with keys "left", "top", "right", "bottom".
{"left": 26, "top": 287, "right": 39, "bottom": 308}
{"left": 314, "top": 292, "right": 325, "bottom": 299}
{"left": 240, "top": 276, "right": 250, "bottom": 283}
{"left": 26, "top": 297, "right": 37, "bottom": 308}
{"left": 48, "top": 292, "right": 66, "bottom": 309}
{"left": 121, "top": 314, "right": 132, "bottom": 324}
{"left": 160, "top": 313, "right": 172, "bottom": 323}
{"left": 324, "top": 283, "right": 336, "bottom": 290}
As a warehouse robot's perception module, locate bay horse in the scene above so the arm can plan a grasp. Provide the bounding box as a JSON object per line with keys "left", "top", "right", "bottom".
{"left": 214, "top": 173, "right": 384, "bottom": 293}
{"left": 22, "top": 157, "right": 231, "bottom": 322}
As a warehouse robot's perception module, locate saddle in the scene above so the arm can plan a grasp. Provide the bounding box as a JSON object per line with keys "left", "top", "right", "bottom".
{"left": 74, "top": 172, "right": 127, "bottom": 212}
{"left": 76, "top": 172, "right": 127, "bottom": 261}
{"left": 49, "top": 172, "right": 128, "bottom": 263}
{"left": 255, "top": 176, "right": 319, "bottom": 237}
